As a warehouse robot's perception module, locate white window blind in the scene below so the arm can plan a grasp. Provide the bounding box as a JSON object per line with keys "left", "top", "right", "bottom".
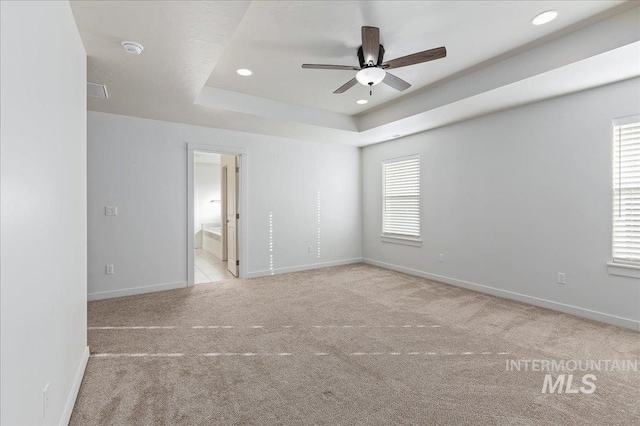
{"left": 382, "top": 155, "right": 420, "bottom": 238}
{"left": 613, "top": 118, "right": 640, "bottom": 264}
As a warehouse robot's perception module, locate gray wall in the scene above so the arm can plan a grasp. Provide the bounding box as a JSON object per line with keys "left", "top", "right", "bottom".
{"left": 362, "top": 78, "right": 640, "bottom": 329}
{"left": 87, "top": 112, "right": 362, "bottom": 299}
{"left": 1, "top": 1, "right": 87, "bottom": 424}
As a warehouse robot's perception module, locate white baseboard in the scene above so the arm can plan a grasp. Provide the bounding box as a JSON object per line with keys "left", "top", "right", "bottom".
{"left": 363, "top": 258, "right": 640, "bottom": 332}
{"left": 246, "top": 258, "right": 363, "bottom": 278}
{"left": 87, "top": 281, "right": 187, "bottom": 301}
{"left": 59, "top": 346, "right": 89, "bottom": 426}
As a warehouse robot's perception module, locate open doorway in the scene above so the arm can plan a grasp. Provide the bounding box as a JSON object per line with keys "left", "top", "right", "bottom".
{"left": 191, "top": 150, "right": 240, "bottom": 283}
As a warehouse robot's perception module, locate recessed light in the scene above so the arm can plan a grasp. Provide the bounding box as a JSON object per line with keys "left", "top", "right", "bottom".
{"left": 356, "top": 99, "right": 368, "bottom": 105}
{"left": 236, "top": 68, "right": 252, "bottom": 76}
{"left": 531, "top": 10, "right": 558, "bottom": 26}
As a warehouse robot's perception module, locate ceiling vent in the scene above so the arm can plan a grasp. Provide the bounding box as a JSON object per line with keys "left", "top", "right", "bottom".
{"left": 87, "top": 82, "right": 108, "bottom": 99}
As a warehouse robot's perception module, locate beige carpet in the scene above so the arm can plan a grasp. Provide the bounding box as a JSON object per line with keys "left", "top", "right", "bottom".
{"left": 70, "top": 263, "right": 640, "bottom": 425}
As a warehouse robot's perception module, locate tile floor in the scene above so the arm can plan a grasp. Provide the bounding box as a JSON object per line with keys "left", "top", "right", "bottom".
{"left": 194, "top": 249, "right": 236, "bottom": 283}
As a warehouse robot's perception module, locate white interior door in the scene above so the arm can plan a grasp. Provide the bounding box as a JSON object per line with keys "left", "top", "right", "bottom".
{"left": 221, "top": 166, "right": 228, "bottom": 261}
{"left": 226, "top": 157, "right": 238, "bottom": 276}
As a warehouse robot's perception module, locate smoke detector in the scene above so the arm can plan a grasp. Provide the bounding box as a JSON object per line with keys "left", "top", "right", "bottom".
{"left": 121, "top": 41, "right": 144, "bottom": 55}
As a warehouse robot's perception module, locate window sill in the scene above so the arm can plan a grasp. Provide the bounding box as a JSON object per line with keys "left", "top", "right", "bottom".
{"left": 607, "top": 261, "right": 640, "bottom": 278}
{"left": 380, "top": 235, "right": 422, "bottom": 247}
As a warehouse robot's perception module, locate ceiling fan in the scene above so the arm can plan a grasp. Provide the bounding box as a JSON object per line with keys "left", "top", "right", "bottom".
{"left": 302, "top": 26, "right": 446, "bottom": 95}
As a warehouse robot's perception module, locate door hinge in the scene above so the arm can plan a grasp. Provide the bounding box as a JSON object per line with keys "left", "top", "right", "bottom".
{"left": 236, "top": 213, "right": 239, "bottom": 219}
{"left": 235, "top": 166, "right": 239, "bottom": 173}
{"left": 236, "top": 260, "right": 239, "bottom": 266}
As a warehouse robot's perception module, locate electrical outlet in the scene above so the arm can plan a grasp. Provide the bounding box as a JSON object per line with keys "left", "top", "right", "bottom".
{"left": 439, "top": 254, "right": 445, "bottom": 263}
{"left": 43, "top": 383, "right": 50, "bottom": 418}
{"left": 106, "top": 264, "right": 114, "bottom": 275}
{"left": 105, "top": 206, "right": 118, "bottom": 216}
{"left": 308, "top": 246, "right": 313, "bottom": 254}
{"left": 557, "top": 272, "right": 566, "bottom": 284}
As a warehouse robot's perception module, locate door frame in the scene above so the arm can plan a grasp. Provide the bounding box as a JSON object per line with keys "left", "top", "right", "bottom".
{"left": 186, "top": 142, "right": 248, "bottom": 285}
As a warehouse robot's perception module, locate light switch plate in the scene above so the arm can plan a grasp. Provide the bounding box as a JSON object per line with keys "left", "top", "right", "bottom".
{"left": 106, "top": 264, "right": 114, "bottom": 275}
{"left": 43, "top": 383, "right": 49, "bottom": 418}
{"left": 105, "top": 206, "right": 118, "bottom": 216}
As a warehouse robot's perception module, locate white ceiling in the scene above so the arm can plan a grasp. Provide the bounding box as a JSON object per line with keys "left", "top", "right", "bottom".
{"left": 71, "top": 1, "right": 640, "bottom": 147}
{"left": 206, "top": 0, "right": 627, "bottom": 115}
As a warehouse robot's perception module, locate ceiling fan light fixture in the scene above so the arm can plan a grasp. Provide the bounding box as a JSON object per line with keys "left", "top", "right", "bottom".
{"left": 356, "top": 67, "right": 386, "bottom": 86}
{"left": 531, "top": 10, "right": 558, "bottom": 25}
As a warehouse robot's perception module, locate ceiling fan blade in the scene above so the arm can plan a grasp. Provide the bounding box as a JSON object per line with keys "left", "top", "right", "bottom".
{"left": 302, "top": 64, "right": 360, "bottom": 71}
{"left": 382, "top": 46, "right": 446, "bottom": 70}
{"left": 361, "top": 26, "right": 380, "bottom": 65}
{"left": 382, "top": 72, "right": 411, "bottom": 91}
{"left": 333, "top": 78, "right": 358, "bottom": 94}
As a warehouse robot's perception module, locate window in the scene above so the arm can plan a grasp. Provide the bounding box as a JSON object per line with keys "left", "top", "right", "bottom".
{"left": 612, "top": 116, "right": 640, "bottom": 265}
{"left": 382, "top": 155, "right": 420, "bottom": 243}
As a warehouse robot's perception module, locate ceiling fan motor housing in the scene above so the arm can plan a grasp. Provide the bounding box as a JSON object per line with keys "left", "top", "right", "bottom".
{"left": 358, "top": 45, "right": 385, "bottom": 68}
